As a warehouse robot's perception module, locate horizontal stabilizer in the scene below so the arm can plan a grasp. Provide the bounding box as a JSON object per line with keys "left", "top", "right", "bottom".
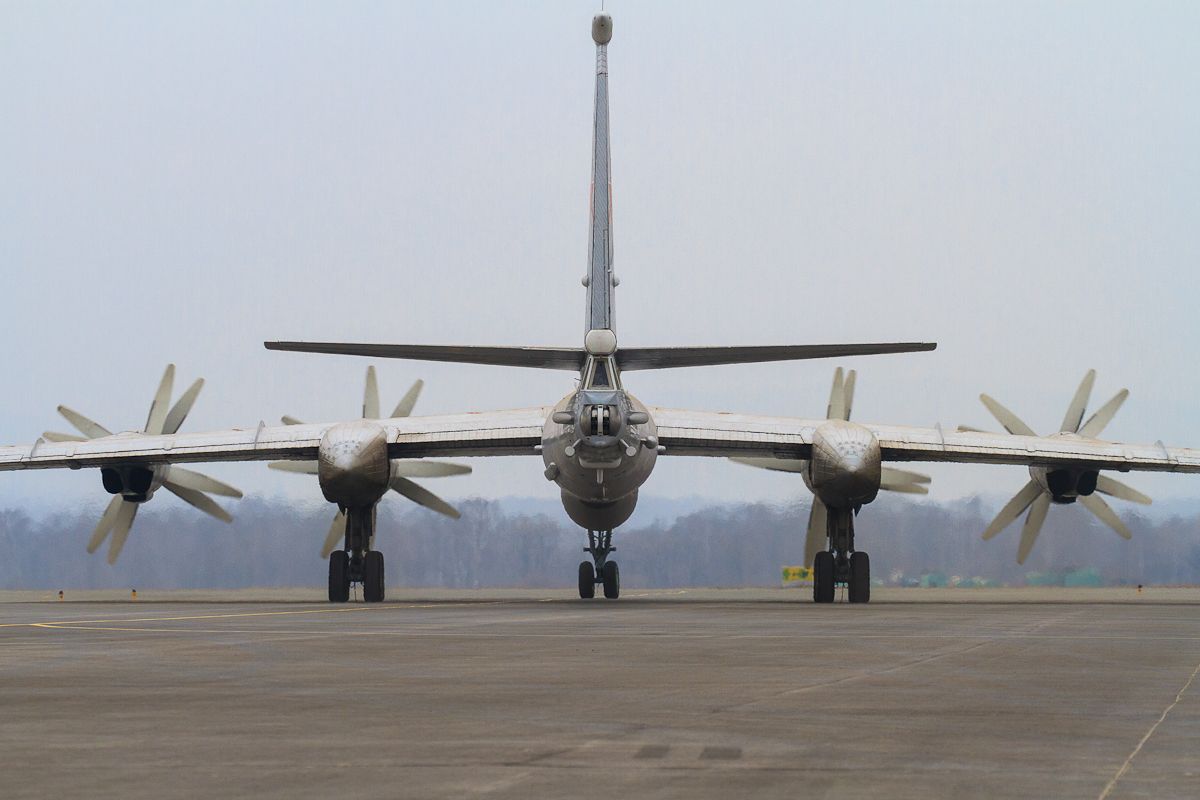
{"left": 266, "top": 341, "right": 935, "bottom": 371}
{"left": 615, "top": 342, "right": 935, "bottom": 370}
{"left": 265, "top": 342, "right": 586, "bottom": 370}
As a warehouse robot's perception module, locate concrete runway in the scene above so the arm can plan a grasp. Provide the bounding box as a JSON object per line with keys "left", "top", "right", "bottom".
{"left": 2, "top": 588, "right": 1199, "bottom": 799}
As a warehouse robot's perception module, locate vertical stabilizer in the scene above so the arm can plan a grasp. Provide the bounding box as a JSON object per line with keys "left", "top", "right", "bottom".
{"left": 586, "top": 14, "right": 615, "bottom": 336}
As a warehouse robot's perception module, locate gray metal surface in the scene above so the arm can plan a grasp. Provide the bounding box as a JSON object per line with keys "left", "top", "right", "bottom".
{"left": 586, "top": 18, "right": 614, "bottom": 333}
{"left": 2, "top": 590, "right": 1198, "bottom": 799}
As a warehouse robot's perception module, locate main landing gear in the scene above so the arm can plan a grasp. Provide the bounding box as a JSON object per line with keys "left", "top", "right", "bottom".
{"left": 328, "top": 506, "right": 386, "bottom": 603}
{"left": 578, "top": 529, "right": 620, "bottom": 599}
{"left": 813, "top": 507, "right": 870, "bottom": 604}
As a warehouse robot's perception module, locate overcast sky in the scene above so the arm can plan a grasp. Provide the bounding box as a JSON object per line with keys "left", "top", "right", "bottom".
{"left": 2, "top": 1, "right": 1198, "bottom": 517}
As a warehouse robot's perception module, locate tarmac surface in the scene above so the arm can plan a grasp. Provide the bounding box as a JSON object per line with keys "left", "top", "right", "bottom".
{"left": 2, "top": 587, "right": 1199, "bottom": 799}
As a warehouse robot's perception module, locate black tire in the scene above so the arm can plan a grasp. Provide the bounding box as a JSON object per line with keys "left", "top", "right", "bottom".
{"left": 578, "top": 561, "right": 596, "bottom": 599}
{"left": 849, "top": 551, "right": 870, "bottom": 604}
{"left": 602, "top": 561, "right": 620, "bottom": 600}
{"left": 813, "top": 551, "right": 835, "bottom": 604}
{"left": 363, "top": 551, "right": 385, "bottom": 603}
{"left": 328, "top": 551, "right": 350, "bottom": 603}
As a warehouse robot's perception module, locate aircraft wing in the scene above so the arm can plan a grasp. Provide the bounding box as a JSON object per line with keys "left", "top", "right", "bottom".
{"left": 650, "top": 408, "right": 1200, "bottom": 473}
{"left": 0, "top": 407, "right": 550, "bottom": 472}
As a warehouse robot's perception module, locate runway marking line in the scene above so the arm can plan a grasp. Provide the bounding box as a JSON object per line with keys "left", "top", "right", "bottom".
{"left": 0, "top": 602, "right": 502, "bottom": 630}
{"left": 1097, "top": 657, "right": 1200, "bottom": 800}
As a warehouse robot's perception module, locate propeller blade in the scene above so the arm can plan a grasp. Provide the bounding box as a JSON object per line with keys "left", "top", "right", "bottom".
{"left": 729, "top": 456, "right": 807, "bottom": 474}
{"left": 391, "top": 461, "right": 472, "bottom": 478}
{"left": 983, "top": 480, "right": 1042, "bottom": 540}
{"left": 1016, "top": 493, "right": 1052, "bottom": 565}
{"left": 1077, "top": 389, "right": 1129, "bottom": 439}
{"left": 389, "top": 476, "right": 461, "bottom": 518}
{"left": 267, "top": 460, "right": 320, "bottom": 475}
{"left": 162, "top": 378, "right": 204, "bottom": 435}
{"left": 58, "top": 406, "right": 112, "bottom": 439}
{"left": 88, "top": 496, "right": 124, "bottom": 553}
{"left": 281, "top": 415, "right": 305, "bottom": 426}
{"left": 321, "top": 511, "right": 347, "bottom": 558}
{"left": 1095, "top": 475, "right": 1152, "bottom": 505}
{"left": 826, "top": 368, "right": 845, "bottom": 421}
{"left": 1080, "top": 493, "right": 1133, "bottom": 540}
{"left": 363, "top": 366, "right": 380, "bottom": 419}
{"left": 980, "top": 394, "right": 1037, "bottom": 437}
{"left": 842, "top": 370, "right": 856, "bottom": 421}
{"left": 165, "top": 466, "right": 243, "bottom": 498}
{"left": 144, "top": 364, "right": 176, "bottom": 435}
{"left": 1060, "top": 370, "right": 1096, "bottom": 433}
{"left": 42, "top": 431, "right": 88, "bottom": 443}
{"left": 162, "top": 483, "right": 233, "bottom": 523}
{"left": 805, "top": 498, "right": 828, "bottom": 567}
{"left": 391, "top": 379, "right": 424, "bottom": 418}
{"left": 106, "top": 501, "right": 139, "bottom": 565}
{"left": 880, "top": 482, "right": 929, "bottom": 495}
{"left": 881, "top": 467, "right": 931, "bottom": 486}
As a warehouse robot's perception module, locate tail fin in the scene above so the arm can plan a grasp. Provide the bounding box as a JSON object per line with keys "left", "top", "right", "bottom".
{"left": 586, "top": 14, "right": 615, "bottom": 335}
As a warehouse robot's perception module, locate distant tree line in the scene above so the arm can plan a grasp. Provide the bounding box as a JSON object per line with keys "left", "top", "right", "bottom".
{"left": 1, "top": 495, "right": 1198, "bottom": 590}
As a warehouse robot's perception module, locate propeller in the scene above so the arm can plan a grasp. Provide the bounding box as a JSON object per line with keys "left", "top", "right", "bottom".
{"left": 730, "top": 367, "right": 931, "bottom": 564}
{"left": 44, "top": 364, "right": 242, "bottom": 564}
{"left": 959, "top": 370, "right": 1149, "bottom": 563}
{"left": 269, "top": 366, "right": 472, "bottom": 556}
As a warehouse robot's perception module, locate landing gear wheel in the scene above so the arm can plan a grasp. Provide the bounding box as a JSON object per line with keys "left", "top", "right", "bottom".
{"left": 813, "top": 551, "right": 835, "bottom": 604}
{"left": 602, "top": 561, "right": 620, "bottom": 600}
{"left": 578, "top": 561, "right": 596, "bottom": 599}
{"left": 848, "top": 551, "right": 870, "bottom": 604}
{"left": 363, "top": 551, "right": 385, "bottom": 603}
{"left": 328, "top": 551, "right": 350, "bottom": 603}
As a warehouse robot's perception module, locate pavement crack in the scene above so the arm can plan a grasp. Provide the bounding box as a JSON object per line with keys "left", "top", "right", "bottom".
{"left": 1096, "top": 657, "right": 1200, "bottom": 800}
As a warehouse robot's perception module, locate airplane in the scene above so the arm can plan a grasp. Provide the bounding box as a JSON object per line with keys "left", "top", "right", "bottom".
{"left": 730, "top": 367, "right": 931, "bottom": 602}
{"left": 3, "top": 14, "right": 1199, "bottom": 605}
{"left": 268, "top": 366, "right": 471, "bottom": 601}
{"left": 959, "top": 370, "right": 1153, "bottom": 564}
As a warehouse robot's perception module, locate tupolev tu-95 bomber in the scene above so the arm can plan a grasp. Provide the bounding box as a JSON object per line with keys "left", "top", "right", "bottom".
{"left": 3, "top": 14, "right": 1200, "bottom": 604}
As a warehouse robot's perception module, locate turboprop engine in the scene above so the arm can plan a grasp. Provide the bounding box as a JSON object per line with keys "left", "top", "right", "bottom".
{"left": 805, "top": 419, "right": 882, "bottom": 510}
{"left": 317, "top": 420, "right": 391, "bottom": 508}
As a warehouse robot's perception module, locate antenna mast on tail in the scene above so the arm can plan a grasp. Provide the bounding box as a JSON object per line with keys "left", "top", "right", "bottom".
{"left": 586, "top": 14, "right": 615, "bottom": 337}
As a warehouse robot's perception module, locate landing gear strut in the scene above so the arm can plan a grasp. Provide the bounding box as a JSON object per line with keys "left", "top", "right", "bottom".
{"left": 813, "top": 506, "right": 870, "bottom": 604}
{"left": 578, "top": 529, "right": 619, "bottom": 599}
{"left": 328, "top": 506, "right": 386, "bottom": 603}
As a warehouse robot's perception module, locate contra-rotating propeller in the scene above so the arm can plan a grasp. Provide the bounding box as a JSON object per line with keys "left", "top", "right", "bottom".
{"left": 43, "top": 364, "right": 243, "bottom": 564}
{"left": 730, "top": 367, "right": 931, "bottom": 564}
{"left": 269, "top": 366, "right": 472, "bottom": 556}
{"left": 958, "top": 369, "right": 1151, "bottom": 564}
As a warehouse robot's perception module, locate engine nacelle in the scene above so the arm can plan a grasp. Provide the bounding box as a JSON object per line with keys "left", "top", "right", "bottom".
{"left": 100, "top": 465, "right": 159, "bottom": 502}
{"left": 806, "top": 420, "right": 882, "bottom": 510}
{"left": 318, "top": 421, "right": 391, "bottom": 509}
{"left": 1034, "top": 467, "right": 1099, "bottom": 504}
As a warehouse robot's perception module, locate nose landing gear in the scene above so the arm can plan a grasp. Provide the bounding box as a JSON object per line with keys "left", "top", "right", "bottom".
{"left": 578, "top": 529, "right": 620, "bottom": 599}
